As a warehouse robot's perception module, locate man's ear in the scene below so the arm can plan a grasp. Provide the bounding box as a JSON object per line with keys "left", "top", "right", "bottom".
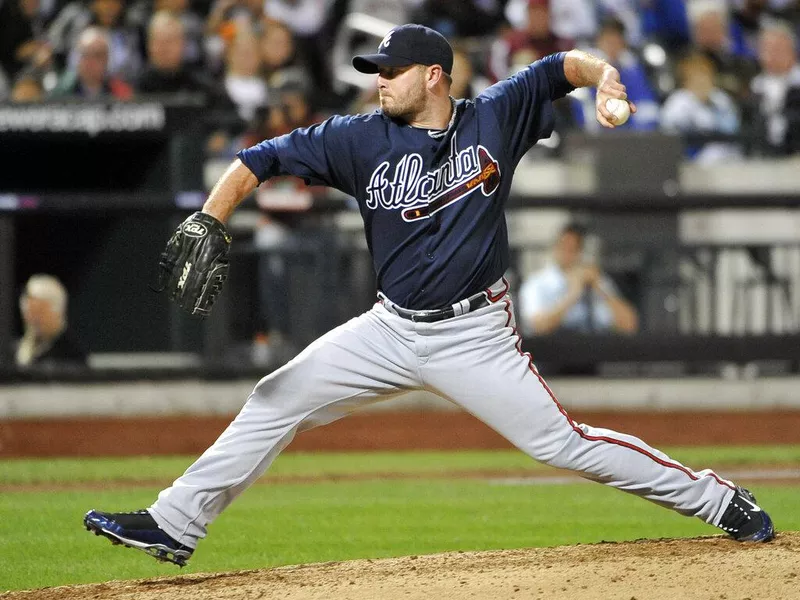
{"left": 427, "top": 64, "right": 444, "bottom": 89}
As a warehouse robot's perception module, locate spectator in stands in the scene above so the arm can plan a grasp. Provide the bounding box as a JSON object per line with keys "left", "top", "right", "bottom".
{"left": 450, "top": 46, "right": 475, "bottom": 100}
{"left": 514, "top": 0, "right": 575, "bottom": 56}
{"left": 661, "top": 51, "right": 742, "bottom": 163}
{"left": 138, "top": 11, "right": 228, "bottom": 104}
{"left": 0, "top": 68, "right": 9, "bottom": 101}
{"left": 251, "top": 208, "right": 293, "bottom": 365}
{"left": 237, "top": 83, "right": 322, "bottom": 364}
{"left": 756, "top": 0, "right": 800, "bottom": 18}
{"left": 411, "top": 0, "right": 506, "bottom": 38}
{"left": 233, "top": 81, "right": 316, "bottom": 153}
{"left": 276, "top": 83, "right": 315, "bottom": 132}
{"left": 640, "top": 0, "right": 691, "bottom": 50}
{"left": 259, "top": 19, "right": 293, "bottom": 73}
{"left": 50, "top": 27, "right": 133, "bottom": 99}
{"left": 48, "top": 0, "right": 142, "bottom": 80}
{"left": 347, "top": 0, "right": 416, "bottom": 26}
{"left": 573, "top": 18, "right": 659, "bottom": 131}
{"left": 688, "top": 0, "right": 758, "bottom": 98}
{"left": 595, "top": 0, "right": 644, "bottom": 47}
{"left": 128, "top": 0, "right": 206, "bottom": 68}
{"left": 10, "top": 74, "right": 45, "bottom": 101}
{"left": 731, "top": 0, "right": 770, "bottom": 59}
{"left": 349, "top": 87, "right": 381, "bottom": 114}
{"left": 265, "top": 0, "right": 336, "bottom": 39}
{"left": 0, "top": 0, "right": 52, "bottom": 80}
{"left": 15, "top": 274, "right": 87, "bottom": 369}
{"left": 224, "top": 30, "right": 268, "bottom": 121}
{"left": 205, "top": 0, "right": 267, "bottom": 75}
{"left": 265, "top": 0, "right": 343, "bottom": 101}
{"left": 518, "top": 223, "right": 639, "bottom": 336}
{"left": 506, "top": 0, "right": 644, "bottom": 48}
{"left": 140, "top": 11, "right": 235, "bottom": 157}
{"left": 750, "top": 21, "right": 800, "bottom": 154}
{"left": 505, "top": 0, "right": 589, "bottom": 44}
{"left": 489, "top": 0, "right": 573, "bottom": 81}
{"left": 260, "top": 20, "right": 310, "bottom": 93}
{"left": 206, "top": 0, "right": 262, "bottom": 39}
{"left": 755, "top": 0, "right": 800, "bottom": 21}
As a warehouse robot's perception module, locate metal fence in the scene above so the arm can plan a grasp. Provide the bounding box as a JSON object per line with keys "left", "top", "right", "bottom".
{"left": 510, "top": 242, "right": 800, "bottom": 336}
{"left": 204, "top": 215, "right": 800, "bottom": 377}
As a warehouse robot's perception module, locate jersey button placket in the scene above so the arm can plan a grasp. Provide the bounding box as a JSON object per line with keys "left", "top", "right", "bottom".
{"left": 425, "top": 217, "right": 438, "bottom": 260}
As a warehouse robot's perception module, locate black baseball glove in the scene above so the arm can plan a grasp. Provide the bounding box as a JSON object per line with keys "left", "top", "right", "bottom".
{"left": 154, "top": 212, "right": 232, "bottom": 317}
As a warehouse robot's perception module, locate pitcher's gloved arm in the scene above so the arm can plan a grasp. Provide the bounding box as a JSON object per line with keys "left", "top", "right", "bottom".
{"left": 202, "top": 159, "right": 259, "bottom": 224}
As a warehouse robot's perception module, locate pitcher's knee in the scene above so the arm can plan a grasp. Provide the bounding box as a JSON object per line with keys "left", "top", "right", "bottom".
{"left": 519, "top": 424, "right": 582, "bottom": 468}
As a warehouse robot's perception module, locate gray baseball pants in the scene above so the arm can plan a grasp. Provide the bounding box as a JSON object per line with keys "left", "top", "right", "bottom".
{"left": 150, "top": 279, "right": 735, "bottom": 548}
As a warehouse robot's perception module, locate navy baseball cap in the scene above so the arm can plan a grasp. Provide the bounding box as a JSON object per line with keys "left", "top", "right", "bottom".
{"left": 352, "top": 24, "right": 454, "bottom": 75}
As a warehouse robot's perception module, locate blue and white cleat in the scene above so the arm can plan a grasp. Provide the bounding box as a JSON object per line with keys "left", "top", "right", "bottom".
{"left": 717, "top": 487, "right": 775, "bottom": 542}
{"left": 84, "top": 509, "right": 194, "bottom": 566}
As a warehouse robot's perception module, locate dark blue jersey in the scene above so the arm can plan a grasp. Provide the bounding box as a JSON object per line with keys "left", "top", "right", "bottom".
{"left": 238, "top": 52, "right": 574, "bottom": 310}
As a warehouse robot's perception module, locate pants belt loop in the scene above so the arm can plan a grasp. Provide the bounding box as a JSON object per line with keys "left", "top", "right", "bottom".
{"left": 453, "top": 298, "right": 470, "bottom": 316}
{"left": 377, "top": 292, "right": 400, "bottom": 317}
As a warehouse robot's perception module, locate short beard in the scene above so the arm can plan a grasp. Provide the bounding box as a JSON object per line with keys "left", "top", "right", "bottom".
{"left": 380, "top": 68, "right": 427, "bottom": 121}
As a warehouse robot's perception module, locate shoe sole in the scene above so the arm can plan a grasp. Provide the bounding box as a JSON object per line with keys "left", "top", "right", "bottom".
{"left": 83, "top": 515, "right": 192, "bottom": 567}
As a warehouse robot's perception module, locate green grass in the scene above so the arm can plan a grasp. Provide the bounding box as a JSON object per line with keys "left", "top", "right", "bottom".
{"left": 2, "top": 446, "right": 799, "bottom": 485}
{"left": 0, "top": 447, "right": 798, "bottom": 592}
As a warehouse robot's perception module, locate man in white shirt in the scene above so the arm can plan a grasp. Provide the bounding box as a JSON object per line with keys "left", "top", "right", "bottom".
{"left": 660, "top": 51, "right": 742, "bottom": 163}
{"left": 518, "top": 223, "right": 638, "bottom": 336}
{"left": 750, "top": 21, "right": 800, "bottom": 154}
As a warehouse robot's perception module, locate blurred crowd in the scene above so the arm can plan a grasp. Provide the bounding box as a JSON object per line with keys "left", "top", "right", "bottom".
{"left": 1, "top": 0, "right": 799, "bottom": 159}
{"left": 4, "top": 0, "right": 799, "bottom": 365}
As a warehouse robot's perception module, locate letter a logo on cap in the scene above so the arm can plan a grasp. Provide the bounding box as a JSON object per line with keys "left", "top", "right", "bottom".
{"left": 380, "top": 30, "right": 394, "bottom": 50}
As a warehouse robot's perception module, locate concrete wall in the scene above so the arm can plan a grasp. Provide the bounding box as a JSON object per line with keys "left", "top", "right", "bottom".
{"left": 2, "top": 377, "right": 799, "bottom": 420}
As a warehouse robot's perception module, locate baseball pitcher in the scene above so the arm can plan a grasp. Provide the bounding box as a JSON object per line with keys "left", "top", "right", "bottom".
{"left": 85, "top": 24, "right": 774, "bottom": 566}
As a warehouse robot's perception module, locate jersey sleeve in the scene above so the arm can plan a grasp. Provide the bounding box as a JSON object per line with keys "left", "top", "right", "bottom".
{"left": 477, "top": 52, "right": 575, "bottom": 164}
{"left": 236, "top": 115, "right": 357, "bottom": 196}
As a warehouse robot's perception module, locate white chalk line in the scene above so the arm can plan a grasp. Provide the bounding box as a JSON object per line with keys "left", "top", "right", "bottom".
{"left": 488, "top": 469, "right": 800, "bottom": 486}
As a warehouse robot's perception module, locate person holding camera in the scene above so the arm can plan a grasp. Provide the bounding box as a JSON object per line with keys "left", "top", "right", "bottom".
{"left": 519, "top": 223, "right": 639, "bottom": 336}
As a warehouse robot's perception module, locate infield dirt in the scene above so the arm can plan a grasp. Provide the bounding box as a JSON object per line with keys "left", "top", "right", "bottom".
{"left": 5, "top": 532, "right": 798, "bottom": 600}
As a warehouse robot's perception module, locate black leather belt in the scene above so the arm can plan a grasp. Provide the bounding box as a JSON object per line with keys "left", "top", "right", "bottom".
{"left": 386, "top": 293, "right": 490, "bottom": 323}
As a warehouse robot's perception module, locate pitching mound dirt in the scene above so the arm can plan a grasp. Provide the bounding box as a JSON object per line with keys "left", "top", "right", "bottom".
{"left": 7, "top": 532, "right": 799, "bottom": 600}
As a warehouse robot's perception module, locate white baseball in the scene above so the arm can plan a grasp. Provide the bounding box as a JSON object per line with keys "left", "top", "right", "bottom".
{"left": 605, "top": 98, "right": 630, "bottom": 126}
